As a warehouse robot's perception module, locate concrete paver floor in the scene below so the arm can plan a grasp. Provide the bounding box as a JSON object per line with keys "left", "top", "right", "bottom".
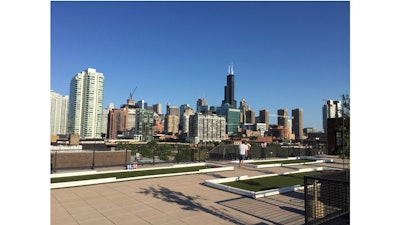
{"left": 51, "top": 155, "right": 346, "bottom": 225}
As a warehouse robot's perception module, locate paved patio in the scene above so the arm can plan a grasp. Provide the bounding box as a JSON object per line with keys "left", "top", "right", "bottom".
{"left": 51, "top": 155, "right": 347, "bottom": 225}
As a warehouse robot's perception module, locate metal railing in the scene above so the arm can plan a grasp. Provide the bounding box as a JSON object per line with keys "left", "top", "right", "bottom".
{"left": 50, "top": 143, "right": 328, "bottom": 172}
{"left": 304, "top": 170, "right": 350, "bottom": 225}
{"left": 207, "top": 143, "right": 327, "bottom": 161}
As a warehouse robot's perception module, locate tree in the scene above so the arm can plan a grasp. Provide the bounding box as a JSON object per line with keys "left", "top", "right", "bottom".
{"left": 340, "top": 94, "right": 350, "bottom": 169}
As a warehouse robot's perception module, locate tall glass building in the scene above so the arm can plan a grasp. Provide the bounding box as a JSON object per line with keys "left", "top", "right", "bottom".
{"left": 50, "top": 90, "right": 69, "bottom": 135}
{"left": 68, "top": 68, "right": 104, "bottom": 139}
{"left": 222, "top": 65, "right": 237, "bottom": 109}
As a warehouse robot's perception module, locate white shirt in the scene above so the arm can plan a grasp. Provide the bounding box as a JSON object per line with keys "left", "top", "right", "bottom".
{"left": 238, "top": 143, "right": 248, "bottom": 155}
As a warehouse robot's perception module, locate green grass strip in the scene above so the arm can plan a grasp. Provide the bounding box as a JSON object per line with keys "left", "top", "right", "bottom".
{"left": 51, "top": 166, "right": 208, "bottom": 183}
{"left": 223, "top": 171, "right": 322, "bottom": 192}
{"left": 248, "top": 159, "right": 315, "bottom": 165}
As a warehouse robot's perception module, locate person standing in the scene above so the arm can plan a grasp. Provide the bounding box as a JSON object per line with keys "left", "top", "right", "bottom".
{"left": 238, "top": 140, "right": 248, "bottom": 167}
{"left": 246, "top": 143, "right": 251, "bottom": 160}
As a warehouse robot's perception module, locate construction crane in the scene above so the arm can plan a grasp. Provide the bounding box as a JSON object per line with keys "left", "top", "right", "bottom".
{"left": 129, "top": 86, "right": 137, "bottom": 100}
{"left": 269, "top": 114, "right": 293, "bottom": 119}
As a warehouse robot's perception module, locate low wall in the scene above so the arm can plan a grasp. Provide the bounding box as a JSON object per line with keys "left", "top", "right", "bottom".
{"left": 51, "top": 150, "right": 131, "bottom": 171}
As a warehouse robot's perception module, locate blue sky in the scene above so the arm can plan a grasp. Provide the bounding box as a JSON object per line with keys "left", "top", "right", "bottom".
{"left": 5, "top": 1, "right": 400, "bottom": 222}
{"left": 51, "top": 1, "right": 350, "bottom": 132}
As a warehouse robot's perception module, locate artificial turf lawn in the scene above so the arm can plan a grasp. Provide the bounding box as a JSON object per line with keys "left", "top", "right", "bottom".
{"left": 248, "top": 159, "right": 315, "bottom": 165}
{"left": 223, "top": 171, "right": 323, "bottom": 192}
{"left": 51, "top": 166, "right": 209, "bottom": 183}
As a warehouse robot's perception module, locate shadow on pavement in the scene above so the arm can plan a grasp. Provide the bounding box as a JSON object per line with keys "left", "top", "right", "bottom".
{"left": 138, "top": 185, "right": 250, "bottom": 225}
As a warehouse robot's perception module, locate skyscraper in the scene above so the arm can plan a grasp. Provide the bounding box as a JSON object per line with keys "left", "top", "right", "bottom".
{"left": 322, "top": 100, "right": 342, "bottom": 133}
{"left": 292, "top": 108, "right": 304, "bottom": 141}
{"left": 196, "top": 98, "right": 206, "bottom": 112}
{"left": 68, "top": 68, "right": 104, "bottom": 139}
{"left": 222, "top": 64, "right": 237, "bottom": 109}
{"left": 277, "top": 109, "right": 289, "bottom": 128}
{"left": 50, "top": 90, "right": 69, "bottom": 136}
{"left": 259, "top": 109, "right": 269, "bottom": 127}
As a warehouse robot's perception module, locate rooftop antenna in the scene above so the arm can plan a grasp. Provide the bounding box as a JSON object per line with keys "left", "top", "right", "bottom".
{"left": 228, "top": 63, "right": 234, "bottom": 75}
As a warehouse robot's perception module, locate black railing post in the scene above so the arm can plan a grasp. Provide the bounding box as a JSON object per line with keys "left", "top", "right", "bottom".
{"left": 53, "top": 150, "right": 57, "bottom": 173}
{"left": 176, "top": 146, "right": 179, "bottom": 164}
{"left": 91, "top": 149, "right": 96, "bottom": 169}
{"left": 125, "top": 148, "right": 128, "bottom": 167}
{"left": 153, "top": 148, "right": 155, "bottom": 165}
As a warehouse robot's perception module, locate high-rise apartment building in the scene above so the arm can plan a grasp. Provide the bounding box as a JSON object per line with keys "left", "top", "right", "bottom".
{"left": 187, "top": 113, "right": 226, "bottom": 144}
{"left": 136, "top": 109, "right": 154, "bottom": 141}
{"left": 102, "top": 103, "right": 114, "bottom": 137}
{"left": 50, "top": 90, "right": 69, "bottom": 135}
{"left": 222, "top": 65, "right": 237, "bottom": 109}
{"left": 68, "top": 68, "right": 104, "bottom": 139}
{"left": 322, "top": 100, "right": 342, "bottom": 133}
{"left": 292, "top": 108, "right": 304, "bottom": 141}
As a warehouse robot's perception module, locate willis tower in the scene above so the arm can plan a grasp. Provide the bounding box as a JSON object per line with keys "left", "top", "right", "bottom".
{"left": 222, "top": 64, "right": 237, "bottom": 109}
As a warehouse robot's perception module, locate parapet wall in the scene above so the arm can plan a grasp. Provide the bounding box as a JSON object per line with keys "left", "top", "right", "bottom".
{"left": 51, "top": 150, "right": 131, "bottom": 171}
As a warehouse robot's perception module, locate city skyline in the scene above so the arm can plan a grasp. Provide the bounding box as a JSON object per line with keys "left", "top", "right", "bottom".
{"left": 51, "top": 1, "right": 350, "bottom": 132}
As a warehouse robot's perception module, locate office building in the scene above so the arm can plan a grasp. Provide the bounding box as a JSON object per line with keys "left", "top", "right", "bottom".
{"left": 179, "top": 104, "right": 191, "bottom": 131}
{"left": 259, "top": 109, "right": 269, "bottom": 128}
{"left": 196, "top": 98, "right": 207, "bottom": 112}
{"left": 181, "top": 107, "right": 195, "bottom": 135}
{"left": 50, "top": 90, "right": 69, "bottom": 136}
{"left": 223, "top": 107, "right": 241, "bottom": 136}
{"left": 136, "top": 100, "right": 147, "bottom": 109}
{"left": 277, "top": 109, "right": 289, "bottom": 128}
{"left": 222, "top": 64, "right": 237, "bottom": 109}
{"left": 322, "top": 100, "right": 342, "bottom": 133}
{"left": 152, "top": 103, "right": 162, "bottom": 115}
{"left": 164, "top": 114, "right": 179, "bottom": 135}
{"left": 292, "top": 108, "right": 304, "bottom": 141}
{"left": 166, "top": 103, "right": 180, "bottom": 116}
{"left": 303, "top": 127, "right": 317, "bottom": 137}
{"left": 245, "top": 110, "right": 256, "bottom": 124}
{"left": 67, "top": 68, "right": 104, "bottom": 139}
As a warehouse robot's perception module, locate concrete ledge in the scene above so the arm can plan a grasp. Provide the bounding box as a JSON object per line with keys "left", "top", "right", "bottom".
{"left": 204, "top": 167, "right": 331, "bottom": 199}
{"left": 51, "top": 162, "right": 232, "bottom": 189}
{"left": 230, "top": 157, "right": 333, "bottom": 168}
{"left": 298, "top": 156, "right": 333, "bottom": 163}
{"left": 51, "top": 170, "right": 98, "bottom": 178}
{"left": 51, "top": 177, "right": 117, "bottom": 189}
